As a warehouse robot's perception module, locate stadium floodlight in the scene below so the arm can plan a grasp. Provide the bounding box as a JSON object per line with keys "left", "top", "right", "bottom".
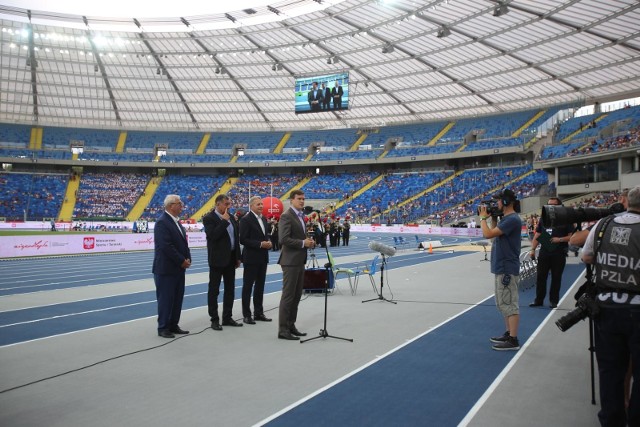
{"left": 437, "top": 26, "right": 451, "bottom": 38}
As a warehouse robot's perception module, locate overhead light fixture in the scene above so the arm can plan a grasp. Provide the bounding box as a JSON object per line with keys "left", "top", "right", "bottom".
{"left": 156, "top": 67, "right": 161, "bottom": 75}
{"left": 327, "top": 56, "right": 339, "bottom": 64}
{"left": 94, "top": 64, "right": 99, "bottom": 72}
{"left": 381, "top": 44, "right": 395, "bottom": 54}
{"left": 267, "top": 5, "right": 281, "bottom": 15}
{"left": 436, "top": 26, "right": 451, "bottom": 38}
{"left": 214, "top": 67, "right": 221, "bottom": 74}
{"left": 225, "top": 13, "right": 236, "bottom": 23}
{"left": 272, "top": 63, "right": 283, "bottom": 71}
{"left": 493, "top": 2, "right": 509, "bottom": 17}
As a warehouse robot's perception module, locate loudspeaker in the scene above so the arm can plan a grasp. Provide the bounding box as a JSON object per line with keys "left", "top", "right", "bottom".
{"left": 303, "top": 268, "right": 334, "bottom": 293}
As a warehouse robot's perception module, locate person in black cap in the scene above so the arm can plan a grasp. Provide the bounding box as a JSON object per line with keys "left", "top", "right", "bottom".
{"left": 529, "top": 197, "right": 574, "bottom": 309}
{"left": 479, "top": 188, "right": 522, "bottom": 351}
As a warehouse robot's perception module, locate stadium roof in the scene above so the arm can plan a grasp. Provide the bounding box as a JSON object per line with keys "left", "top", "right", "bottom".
{"left": 1, "top": 0, "right": 639, "bottom": 131}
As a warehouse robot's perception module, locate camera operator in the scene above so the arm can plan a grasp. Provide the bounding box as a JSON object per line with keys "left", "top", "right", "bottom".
{"left": 479, "top": 189, "right": 522, "bottom": 351}
{"left": 529, "top": 197, "right": 574, "bottom": 309}
{"left": 582, "top": 185, "right": 640, "bottom": 426}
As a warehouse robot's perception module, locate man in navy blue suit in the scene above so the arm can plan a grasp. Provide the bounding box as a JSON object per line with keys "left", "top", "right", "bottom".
{"left": 202, "top": 194, "right": 243, "bottom": 331}
{"left": 240, "top": 196, "right": 273, "bottom": 324}
{"left": 152, "top": 194, "right": 192, "bottom": 338}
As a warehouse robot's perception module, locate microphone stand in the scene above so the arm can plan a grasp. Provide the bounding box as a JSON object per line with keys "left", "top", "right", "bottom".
{"left": 362, "top": 254, "right": 397, "bottom": 304}
{"left": 301, "top": 242, "right": 353, "bottom": 344}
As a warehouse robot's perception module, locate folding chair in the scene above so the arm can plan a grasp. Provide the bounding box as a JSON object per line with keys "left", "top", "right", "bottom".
{"left": 327, "top": 252, "right": 360, "bottom": 295}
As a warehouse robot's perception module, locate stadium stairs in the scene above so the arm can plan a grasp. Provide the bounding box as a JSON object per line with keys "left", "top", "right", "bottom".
{"left": 58, "top": 176, "right": 80, "bottom": 221}
{"left": 560, "top": 114, "right": 608, "bottom": 143}
{"left": 427, "top": 122, "right": 455, "bottom": 146}
{"left": 349, "top": 133, "right": 368, "bottom": 151}
{"left": 329, "top": 173, "right": 385, "bottom": 214}
{"left": 383, "top": 171, "right": 463, "bottom": 215}
{"left": 29, "top": 127, "right": 43, "bottom": 150}
{"left": 195, "top": 133, "right": 211, "bottom": 154}
{"left": 273, "top": 133, "right": 291, "bottom": 154}
{"left": 513, "top": 109, "right": 546, "bottom": 137}
{"left": 126, "top": 177, "right": 162, "bottom": 221}
{"left": 191, "top": 177, "right": 238, "bottom": 221}
{"left": 280, "top": 176, "right": 312, "bottom": 201}
{"left": 115, "top": 131, "right": 127, "bottom": 153}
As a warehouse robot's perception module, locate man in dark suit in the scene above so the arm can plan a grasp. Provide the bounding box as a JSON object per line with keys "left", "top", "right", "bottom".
{"left": 321, "top": 82, "right": 331, "bottom": 110}
{"left": 202, "top": 194, "right": 242, "bottom": 331}
{"left": 307, "top": 82, "right": 323, "bottom": 112}
{"left": 152, "top": 194, "right": 191, "bottom": 338}
{"left": 277, "top": 190, "right": 316, "bottom": 340}
{"left": 240, "top": 196, "right": 273, "bottom": 325}
{"left": 331, "top": 81, "right": 343, "bottom": 110}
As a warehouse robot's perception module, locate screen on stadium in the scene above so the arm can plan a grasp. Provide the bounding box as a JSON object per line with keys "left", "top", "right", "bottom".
{"left": 294, "top": 72, "right": 349, "bottom": 114}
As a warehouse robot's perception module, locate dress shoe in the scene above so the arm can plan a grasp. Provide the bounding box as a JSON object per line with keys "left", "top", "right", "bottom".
{"left": 550, "top": 303, "right": 558, "bottom": 309}
{"left": 290, "top": 328, "right": 307, "bottom": 337}
{"left": 222, "top": 319, "right": 243, "bottom": 327}
{"left": 243, "top": 317, "right": 256, "bottom": 325}
{"left": 529, "top": 301, "right": 543, "bottom": 307}
{"left": 170, "top": 326, "right": 189, "bottom": 334}
{"left": 211, "top": 320, "right": 223, "bottom": 331}
{"left": 278, "top": 332, "right": 300, "bottom": 341}
{"left": 158, "top": 330, "right": 175, "bottom": 338}
{"left": 254, "top": 314, "right": 272, "bottom": 322}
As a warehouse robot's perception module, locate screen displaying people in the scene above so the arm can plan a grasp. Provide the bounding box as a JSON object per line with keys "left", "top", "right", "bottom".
{"left": 294, "top": 72, "right": 349, "bottom": 113}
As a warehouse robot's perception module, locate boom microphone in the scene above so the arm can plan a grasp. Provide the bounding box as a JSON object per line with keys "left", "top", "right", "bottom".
{"left": 369, "top": 241, "right": 397, "bottom": 257}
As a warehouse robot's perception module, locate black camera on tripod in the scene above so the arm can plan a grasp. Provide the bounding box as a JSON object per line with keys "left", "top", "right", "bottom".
{"left": 542, "top": 202, "right": 625, "bottom": 227}
{"left": 477, "top": 200, "right": 502, "bottom": 217}
{"left": 555, "top": 292, "right": 600, "bottom": 332}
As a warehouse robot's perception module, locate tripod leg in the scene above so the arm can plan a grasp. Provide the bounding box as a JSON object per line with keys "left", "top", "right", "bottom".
{"left": 589, "top": 318, "right": 597, "bottom": 405}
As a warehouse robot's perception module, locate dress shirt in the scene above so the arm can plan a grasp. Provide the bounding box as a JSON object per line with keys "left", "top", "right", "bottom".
{"left": 215, "top": 210, "right": 235, "bottom": 250}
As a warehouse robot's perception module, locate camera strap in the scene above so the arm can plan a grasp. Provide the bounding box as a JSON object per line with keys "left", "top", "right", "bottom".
{"left": 590, "top": 214, "right": 615, "bottom": 288}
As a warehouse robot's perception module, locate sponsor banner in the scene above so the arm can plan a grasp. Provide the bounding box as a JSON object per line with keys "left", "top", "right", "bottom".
{"left": 0, "top": 232, "right": 207, "bottom": 258}
{"left": 350, "top": 224, "right": 483, "bottom": 238}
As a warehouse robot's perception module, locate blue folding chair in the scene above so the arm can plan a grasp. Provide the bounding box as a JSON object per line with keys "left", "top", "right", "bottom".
{"left": 361, "top": 255, "right": 380, "bottom": 293}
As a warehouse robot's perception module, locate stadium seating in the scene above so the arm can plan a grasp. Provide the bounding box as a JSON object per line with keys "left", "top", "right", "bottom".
{"left": 74, "top": 172, "right": 148, "bottom": 219}
{"left": 0, "top": 173, "right": 67, "bottom": 220}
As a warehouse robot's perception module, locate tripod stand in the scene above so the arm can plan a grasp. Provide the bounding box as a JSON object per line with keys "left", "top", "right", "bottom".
{"left": 362, "top": 254, "right": 397, "bottom": 304}
{"left": 301, "top": 244, "right": 353, "bottom": 344}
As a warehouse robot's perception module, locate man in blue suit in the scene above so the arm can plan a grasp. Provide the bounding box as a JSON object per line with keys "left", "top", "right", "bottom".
{"left": 152, "top": 194, "right": 192, "bottom": 338}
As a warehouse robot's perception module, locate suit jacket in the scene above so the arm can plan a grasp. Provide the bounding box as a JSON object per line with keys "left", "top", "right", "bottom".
{"left": 278, "top": 208, "right": 308, "bottom": 267}
{"left": 308, "top": 89, "right": 323, "bottom": 106}
{"left": 331, "top": 86, "right": 343, "bottom": 98}
{"left": 323, "top": 88, "right": 331, "bottom": 103}
{"left": 202, "top": 209, "right": 241, "bottom": 268}
{"left": 240, "top": 212, "right": 270, "bottom": 265}
{"left": 152, "top": 211, "right": 191, "bottom": 275}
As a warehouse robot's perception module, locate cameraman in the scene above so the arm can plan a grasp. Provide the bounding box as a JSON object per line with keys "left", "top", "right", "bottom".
{"left": 529, "top": 197, "right": 574, "bottom": 309}
{"left": 479, "top": 189, "right": 522, "bottom": 351}
{"left": 582, "top": 185, "right": 640, "bottom": 426}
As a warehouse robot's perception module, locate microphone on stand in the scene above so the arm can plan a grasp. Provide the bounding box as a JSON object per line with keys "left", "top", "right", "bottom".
{"left": 369, "top": 241, "right": 396, "bottom": 257}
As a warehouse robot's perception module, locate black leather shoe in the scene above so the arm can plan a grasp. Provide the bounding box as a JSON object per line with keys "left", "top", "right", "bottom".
{"left": 158, "top": 330, "right": 175, "bottom": 338}
{"left": 290, "top": 328, "right": 307, "bottom": 337}
{"left": 550, "top": 303, "right": 558, "bottom": 309}
{"left": 254, "top": 314, "right": 272, "bottom": 322}
{"left": 278, "top": 332, "right": 300, "bottom": 341}
{"left": 211, "top": 320, "right": 223, "bottom": 331}
{"left": 529, "top": 301, "right": 543, "bottom": 307}
{"left": 222, "top": 319, "right": 243, "bottom": 327}
{"left": 243, "top": 317, "right": 256, "bottom": 325}
{"left": 170, "top": 326, "right": 189, "bottom": 334}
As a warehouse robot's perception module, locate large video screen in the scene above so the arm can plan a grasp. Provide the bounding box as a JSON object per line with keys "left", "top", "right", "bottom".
{"left": 294, "top": 72, "right": 349, "bottom": 114}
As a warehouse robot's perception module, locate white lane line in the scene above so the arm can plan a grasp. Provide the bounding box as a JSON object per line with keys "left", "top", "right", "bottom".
{"left": 253, "top": 293, "right": 495, "bottom": 427}
{"left": 457, "top": 271, "right": 585, "bottom": 426}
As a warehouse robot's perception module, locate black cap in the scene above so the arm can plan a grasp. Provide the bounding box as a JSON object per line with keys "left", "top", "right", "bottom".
{"left": 493, "top": 189, "right": 517, "bottom": 204}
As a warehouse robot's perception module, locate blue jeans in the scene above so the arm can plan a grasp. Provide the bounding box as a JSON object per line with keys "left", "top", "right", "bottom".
{"left": 594, "top": 306, "right": 640, "bottom": 426}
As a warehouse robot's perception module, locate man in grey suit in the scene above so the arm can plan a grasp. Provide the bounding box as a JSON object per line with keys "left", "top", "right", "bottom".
{"left": 277, "top": 190, "right": 316, "bottom": 340}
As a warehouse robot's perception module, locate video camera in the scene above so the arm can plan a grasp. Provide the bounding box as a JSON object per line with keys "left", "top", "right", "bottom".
{"left": 477, "top": 200, "right": 502, "bottom": 217}
{"left": 541, "top": 202, "right": 625, "bottom": 227}
{"left": 556, "top": 292, "right": 600, "bottom": 332}
{"left": 476, "top": 199, "right": 521, "bottom": 217}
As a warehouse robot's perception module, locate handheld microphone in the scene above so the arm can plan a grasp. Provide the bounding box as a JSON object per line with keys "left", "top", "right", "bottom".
{"left": 369, "top": 241, "right": 396, "bottom": 257}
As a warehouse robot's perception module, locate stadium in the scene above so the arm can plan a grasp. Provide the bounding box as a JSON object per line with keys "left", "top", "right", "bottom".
{"left": 1, "top": 0, "right": 640, "bottom": 426}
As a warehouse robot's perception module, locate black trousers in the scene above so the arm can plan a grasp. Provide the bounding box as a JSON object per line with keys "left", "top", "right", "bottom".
{"left": 594, "top": 305, "right": 640, "bottom": 427}
{"left": 534, "top": 252, "right": 566, "bottom": 305}
{"left": 242, "top": 262, "right": 267, "bottom": 318}
{"left": 208, "top": 256, "right": 237, "bottom": 322}
{"left": 154, "top": 272, "right": 185, "bottom": 331}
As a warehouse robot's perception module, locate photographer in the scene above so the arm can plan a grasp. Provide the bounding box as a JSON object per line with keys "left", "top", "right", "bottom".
{"left": 582, "top": 185, "right": 640, "bottom": 426}
{"left": 479, "top": 189, "right": 522, "bottom": 351}
{"left": 529, "top": 197, "right": 574, "bottom": 309}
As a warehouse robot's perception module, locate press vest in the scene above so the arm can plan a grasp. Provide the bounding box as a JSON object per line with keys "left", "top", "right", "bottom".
{"left": 595, "top": 221, "right": 640, "bottom": 293}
